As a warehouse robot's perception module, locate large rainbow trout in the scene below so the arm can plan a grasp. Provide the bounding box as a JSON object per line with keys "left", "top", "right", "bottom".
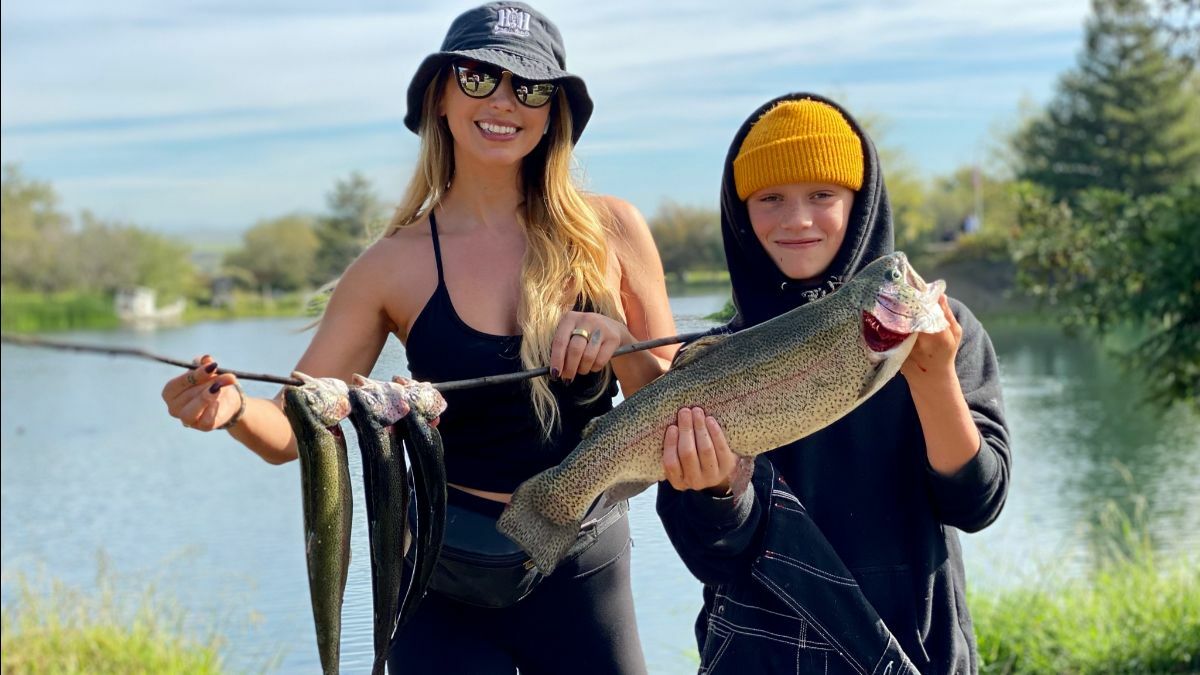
{"left": 498, "top": 252, "right": 949, "bottom": 573}
{"left": 283, "top": 374, "right": 353, "bottom": 675}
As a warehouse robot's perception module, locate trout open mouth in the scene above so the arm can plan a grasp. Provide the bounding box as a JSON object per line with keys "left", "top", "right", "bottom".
{"left": 863, "top": 311, "right": 911, "bottom": 352}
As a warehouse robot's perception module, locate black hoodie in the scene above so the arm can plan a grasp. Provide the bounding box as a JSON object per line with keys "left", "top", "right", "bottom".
{"left": 657, "top": 93, "right": 1011, "bottom": 674}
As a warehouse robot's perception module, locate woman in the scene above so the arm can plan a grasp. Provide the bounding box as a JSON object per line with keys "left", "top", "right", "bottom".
{"left": 657, "top": 94, "right": 1011, "bottom": 674}
{"left": 162, "top": 4, "right": 675, "bottom": 673}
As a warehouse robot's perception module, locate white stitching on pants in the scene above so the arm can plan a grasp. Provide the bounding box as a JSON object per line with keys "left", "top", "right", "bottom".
{"left": 754, "top": 572, "right": 868, "bottom": 675}
{"left": 721, "top": 594, "right": 816, "bottom": 625}
{"left": 763, "top": 551, "right": 858, "bottom": 585}
{"left": 708, "top": 616, "right": 834, "bottom": 649}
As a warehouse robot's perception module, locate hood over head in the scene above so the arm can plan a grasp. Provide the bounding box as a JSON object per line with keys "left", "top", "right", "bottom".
{"left": 721, "top": 92, "right": 894, "bottom": 329}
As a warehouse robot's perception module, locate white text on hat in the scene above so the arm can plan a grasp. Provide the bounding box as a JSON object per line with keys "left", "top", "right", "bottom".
{"left": 494, "top": 7, "right": 532, "bottom": 37}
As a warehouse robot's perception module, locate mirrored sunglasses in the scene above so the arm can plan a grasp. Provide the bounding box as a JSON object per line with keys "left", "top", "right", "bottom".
{"left": 451, "top": 59, "right": 558, "bottom": 108}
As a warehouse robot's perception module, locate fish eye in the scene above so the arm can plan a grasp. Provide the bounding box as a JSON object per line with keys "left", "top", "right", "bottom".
{"left": 889, "top": 268, "right": 902, "bottom": 282}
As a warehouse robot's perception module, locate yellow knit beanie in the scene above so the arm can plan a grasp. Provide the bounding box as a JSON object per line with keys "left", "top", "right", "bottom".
{"left": 733, "top": 99, "right": 864, "bottom": 200}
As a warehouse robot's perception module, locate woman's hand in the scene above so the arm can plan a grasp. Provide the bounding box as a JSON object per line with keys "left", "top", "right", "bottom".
{"left": 161, "top": 354, "right": 242, "bottom": 431}
{"left": 900, "top": 294, "right": 963, "bottom": 391}
{"left": 549, "top": 311, "right": 633, "bottom": 384}
{"left": 662, "top": 407, "right": 739, "bottom": 494}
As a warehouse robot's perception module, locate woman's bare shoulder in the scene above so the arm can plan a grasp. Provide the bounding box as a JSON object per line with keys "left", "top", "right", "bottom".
{"left": 351, "top": 218, "right": 430, "bottom": 277}
{"left": 588, "top": 194, "right": 648, "bottom": 237}
{"left": 333, "top": 218, "right": 436, "bottom": 333}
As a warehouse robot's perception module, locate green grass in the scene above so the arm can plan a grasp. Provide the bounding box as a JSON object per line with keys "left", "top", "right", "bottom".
{"left": 0, "top": 288, "right": 316, "bottom": 334}
{"left": 706, "top": 298, "right": 735, "bottom": 322}
{"left": 0, "top": 289, "right": 121, "bottom": 333}
{"left": 184, "top": 291, "right": 310, "bottom": 323}
{"left": 972, "top": 501, "right": 1200, "bottom": 674}
{"left": 678, "top": 269, "right": 731, "bottom": 284}
{"left": 1, "top": 565, "right": 228, "bottom": 675}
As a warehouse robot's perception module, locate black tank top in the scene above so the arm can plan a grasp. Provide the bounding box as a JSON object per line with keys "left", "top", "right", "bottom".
{"left": 405, "top": 213, "right": 617, "bottom": 493}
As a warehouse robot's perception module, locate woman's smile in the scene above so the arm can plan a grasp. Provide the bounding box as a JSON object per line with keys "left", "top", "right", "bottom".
{"left": 475, "top": 118, "right": 522, "bottom": 140}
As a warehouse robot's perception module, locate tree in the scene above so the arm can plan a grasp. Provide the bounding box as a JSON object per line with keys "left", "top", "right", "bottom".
{"left": 1149, "top": 0, "right": 1199, "bottom": 66}
{"left": 647, "top": 202, "right": 723, "bottom": 281}
{"left": 1, "top": 165, "right": 73, "bottom": 291}
{"left": 882, "top": 154, "right": 933, "bottom": 249}
{"left": 314, "top": 172, "right": 386, "bottom": 283}
{"left": 856, "top": 113, "right": 934, "bottom": 247}
{"left": 224, "top": 214, "right": 320, "bottom": 292}
{"left": 1013, "top": 0, "right": 1200, "bottom": 201}
{"left": 924, "top": 166, "right": 1019, "bottom": 244}
{"left": 1012, "top": 179, "right": 1199, "bottom": 409}
{"left": 70, "top": 211, "right": 198, "bottom": 301}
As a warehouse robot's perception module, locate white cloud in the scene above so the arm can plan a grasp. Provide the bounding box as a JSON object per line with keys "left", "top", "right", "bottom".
{"left": 1, "top": 0, "right": 1091, "bottom": 230}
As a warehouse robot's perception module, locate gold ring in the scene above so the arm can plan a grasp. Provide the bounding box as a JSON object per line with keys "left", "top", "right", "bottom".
{"left": 186, "top": 372, "right": 197, "bottom": 386}
{"left": 570, "top": 328, "right": 590, "bottom": 341}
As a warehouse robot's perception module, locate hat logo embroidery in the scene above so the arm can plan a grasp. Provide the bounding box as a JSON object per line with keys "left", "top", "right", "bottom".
{"left": 493, "top": 7, "right": 532, "bottom": 37}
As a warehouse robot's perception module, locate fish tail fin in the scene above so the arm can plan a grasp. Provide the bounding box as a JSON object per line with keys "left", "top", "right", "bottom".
{"left": 498, "top": 477, "right": 581, "bottom": 575}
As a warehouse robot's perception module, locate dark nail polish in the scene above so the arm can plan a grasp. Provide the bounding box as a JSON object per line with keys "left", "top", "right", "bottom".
{"left": 209, "top": 382, "right": 222, "bottom": 394}
{"left": 550, "top": 368, "right": 560, "bottom": 379}
{"left": 205, "top": 362, "right": 219, "bottom": 373}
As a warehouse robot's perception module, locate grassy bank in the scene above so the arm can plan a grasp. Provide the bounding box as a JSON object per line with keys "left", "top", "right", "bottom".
{"left": 0, "top": 289, "right": 314, "bottom": 333}
{"left": 972, "top": 503, "right": 1199, "bottom": 674}
{"left": 1, "top": 290, "right": 121, "bottom": 333}
{"left": 183, "top": 290, "right": 312, "bottom": 323}
{"left": 1, "top": 569, "right": 227, "bottom": 674}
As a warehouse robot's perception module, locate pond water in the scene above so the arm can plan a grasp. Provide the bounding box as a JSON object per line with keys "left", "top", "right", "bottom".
{"left": 2, "top": 292, "right": 1196, "bottom": 673}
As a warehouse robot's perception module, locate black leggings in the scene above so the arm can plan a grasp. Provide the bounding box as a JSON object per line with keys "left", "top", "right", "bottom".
{"left": 388, "top": 503, "right": 647, "bottom": 674}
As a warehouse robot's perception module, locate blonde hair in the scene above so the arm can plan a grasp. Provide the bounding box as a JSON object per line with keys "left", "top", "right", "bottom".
{"left": 386, "top": 75, "right": 620, "bottom": 435}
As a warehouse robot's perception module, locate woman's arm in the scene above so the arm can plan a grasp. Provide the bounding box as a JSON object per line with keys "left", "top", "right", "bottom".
{"left": 549, "top": 196, "right": 678, "bottom": 395}
{"left": 604, "top": 196, "right": 679, "bottom": 394}
{"left": 162, "top": 238, "right": 404, "bottom": 464}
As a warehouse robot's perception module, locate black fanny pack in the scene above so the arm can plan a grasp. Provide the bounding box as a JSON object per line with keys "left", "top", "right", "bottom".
{"left": 413, "top": 490, "right": 626, "bottom": 609}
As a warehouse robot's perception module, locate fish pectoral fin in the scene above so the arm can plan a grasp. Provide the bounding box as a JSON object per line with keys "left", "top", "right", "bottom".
{"left": 601, "top": 480, "right": 654, "bottom": 506}
{"left": 670, "top": 334, "right": 728, "bottom": 370}
{"left": 859, "top": 349, "right": 906, "bottom": 401}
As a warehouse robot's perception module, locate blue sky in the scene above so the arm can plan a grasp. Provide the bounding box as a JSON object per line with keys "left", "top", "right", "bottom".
{"left": 1, "top": 0, "right": 1091, "bottom": 239}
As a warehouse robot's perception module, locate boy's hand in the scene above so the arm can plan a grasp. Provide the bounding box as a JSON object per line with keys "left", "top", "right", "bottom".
{"left": 662, "top": 407, "right": 738, "bottom": 495}
{"left": 901, "top": 295, "right": 962, "bottom": 392}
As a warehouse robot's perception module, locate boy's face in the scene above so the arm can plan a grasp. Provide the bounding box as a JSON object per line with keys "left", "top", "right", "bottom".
{"left": 745, "top": 181, "right": 854, "bottom": 282}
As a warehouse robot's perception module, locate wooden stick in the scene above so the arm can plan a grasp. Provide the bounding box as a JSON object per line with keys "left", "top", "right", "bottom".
{"left": 0, "top": 333, "right": 304, "bottom": 385}
{"left": 1, "top": 329, "right": 711, "bottom": 391}
{"left": 433, "top": 329, "right": 711, "bottom": 391}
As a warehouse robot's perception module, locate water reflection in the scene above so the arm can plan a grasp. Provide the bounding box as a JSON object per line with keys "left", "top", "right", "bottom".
{"left": 974, "top": 321, "right": 1200, "bottom": 582}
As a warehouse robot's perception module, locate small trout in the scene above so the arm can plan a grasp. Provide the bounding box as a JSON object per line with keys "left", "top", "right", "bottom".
{"left": 283, "top": 373, "right": 353, "bottom": 675}
{"left": 393, "top": 384, "right": 447, "bottom": 636}
{"left": 346, "top": 376, "right": 411, "bottom": 675}
{"left": 498, "top": 252, "right": 949, "bottom": 573}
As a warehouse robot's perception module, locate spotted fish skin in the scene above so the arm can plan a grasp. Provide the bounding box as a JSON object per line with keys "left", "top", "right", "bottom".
{"left": 283, "top": 374, "right": 353, "bottom": 675}
{"left": 346, "top": 380, "right": 409, "bottom": 675}
{"left": 498, "top": 252, "right": 949, "bottom": 573}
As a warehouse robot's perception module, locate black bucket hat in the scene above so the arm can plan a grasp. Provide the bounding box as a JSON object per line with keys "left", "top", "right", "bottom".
{"left": 404, "top": 2, "right": 594, "bottom": 144}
